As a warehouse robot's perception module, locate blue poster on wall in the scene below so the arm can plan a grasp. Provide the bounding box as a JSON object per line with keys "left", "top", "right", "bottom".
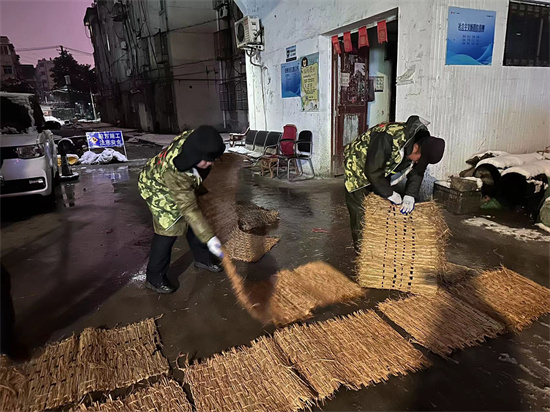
{"left": 446, "top": 7, "right": 496, "bottom": 66}
{"left": 281, "top": 60, "right": 301, "bottom": 98}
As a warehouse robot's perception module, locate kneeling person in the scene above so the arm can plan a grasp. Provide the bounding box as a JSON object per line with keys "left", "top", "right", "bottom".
{"left": 138, "top": 126, "right": 226, "bottom": 294}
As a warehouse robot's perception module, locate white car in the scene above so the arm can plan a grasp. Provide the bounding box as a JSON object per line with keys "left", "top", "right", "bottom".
{"left": 0, "top": 92, "right": 59, "bottom": 201}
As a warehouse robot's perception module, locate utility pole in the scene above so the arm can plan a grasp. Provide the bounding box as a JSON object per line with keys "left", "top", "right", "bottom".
{"left": 90, "top": 89, "right": 97, "bottom": 120}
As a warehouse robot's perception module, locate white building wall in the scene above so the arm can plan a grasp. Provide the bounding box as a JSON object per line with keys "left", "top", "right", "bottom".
{"left": 239, "top": 0, "right": 550, "bottom": 180}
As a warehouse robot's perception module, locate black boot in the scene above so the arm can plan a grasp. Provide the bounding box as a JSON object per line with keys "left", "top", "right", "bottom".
{"left": 145, "top": 276, "right": 176, "bottom": 294}
{"left": 194, "top": 261, "right": 223, "bottom": 273}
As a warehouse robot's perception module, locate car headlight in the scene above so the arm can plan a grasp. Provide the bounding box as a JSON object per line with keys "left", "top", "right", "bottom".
{"left": 17, "top": 144, "right": 45, "bottom": 159}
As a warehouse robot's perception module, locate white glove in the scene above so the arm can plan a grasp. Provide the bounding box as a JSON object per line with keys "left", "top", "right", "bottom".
{"left": 207, "top": 236, "right": 224, "bottom": 258}
{"left": 387, "top": 191, "right": 403, "bottom": 205}
{"left": 400, "top": 195, "right": 415, "bottom": 214}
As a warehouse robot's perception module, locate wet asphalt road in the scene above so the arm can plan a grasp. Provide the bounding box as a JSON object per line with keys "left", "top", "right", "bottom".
{"left": 1, "top": 142, "right": 549, "bottom": 411}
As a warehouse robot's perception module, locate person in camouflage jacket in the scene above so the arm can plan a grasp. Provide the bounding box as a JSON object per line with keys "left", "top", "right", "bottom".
{"left": 138, "top": 125, "right": 225, "bottom": 294}
{"left": 344, "top": 115, "right": 445, "bottom": 251}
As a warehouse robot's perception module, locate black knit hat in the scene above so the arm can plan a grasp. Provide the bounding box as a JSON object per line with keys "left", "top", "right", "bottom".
{"left": 415, "top": 136, "right": 445, "bottom": 173}
{"left": 173, "top": 125, "right": 225, "bottom": 172}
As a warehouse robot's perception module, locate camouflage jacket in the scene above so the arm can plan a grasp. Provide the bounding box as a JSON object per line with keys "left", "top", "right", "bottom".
{"left": 344, "top": 120, "right": 425, "bottom": 198}
{"left": 138, "top": 131, "right": 214, "bottom": 243}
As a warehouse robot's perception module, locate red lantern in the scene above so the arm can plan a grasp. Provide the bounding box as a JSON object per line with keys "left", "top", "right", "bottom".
{"left": 358, "top": 26, "right": 369, "bottom": 48}
{"left": 332, "top": 35, "right": 341, "bottom": 54}
{"left": 343, "top": 31, "right": 353, "bottom": 52}
{"left": 377, "top": 20, "right": 388, "bottom": 43}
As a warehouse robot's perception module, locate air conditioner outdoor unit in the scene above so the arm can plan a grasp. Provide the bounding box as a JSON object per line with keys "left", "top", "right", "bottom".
{"left": 234, "top": 16, "right": 262, "bottom": 49}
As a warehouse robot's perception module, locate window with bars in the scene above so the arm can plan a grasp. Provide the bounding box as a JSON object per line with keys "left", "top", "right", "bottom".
{"left": 219, "top": 79, "right": 248, "bottom": 111}
{"left": 504, "top": 1, "right": 550, "bottom": 66}
{"left": 3, "top": 66, "right": 13, "bottom": 74}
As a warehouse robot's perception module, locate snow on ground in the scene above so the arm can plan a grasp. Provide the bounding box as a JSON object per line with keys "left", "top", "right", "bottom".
{"left": 463, "top": 217, "right": 550, "bottom": 242}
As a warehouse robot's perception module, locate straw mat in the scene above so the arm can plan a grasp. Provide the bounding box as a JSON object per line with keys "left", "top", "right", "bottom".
{"left": 274, "top": 310, "right": 431, "bottom": 400}
{"left": 224, "top": 228, "right": 279, "bottom": 262}
{"left": 20, "top": 318, "right": 169, "bottom": 411}
{"left": 378, "top": 290, "right": 505, "bottom": 356}
{"left": 356, "top": 194, "right": 449, "bottom": 295}
{"left": 448, "top": 267, "right": 550, "bottom": 332}
{"left": 73, "top": 378, "right": 191, "bottom": 412}
{"left": 185, "top": 336, "right": 313, "bottom": 412}
{"left": 237, "top": 203, "right": 279, "bottom": 232}
{"left": 270, "top": 261, "right": 365, "bottom": 326}
{"left": 0, "top": 355, "right": 26, "bottom": 412}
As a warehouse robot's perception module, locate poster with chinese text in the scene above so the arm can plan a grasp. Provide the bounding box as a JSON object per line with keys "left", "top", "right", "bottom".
{"left": 446, "top": 7, "right": 496, "bottom": 65}
{"left": 300, "top": 53, "right": 319, "bottom": 111}
{"left": 281, "top": 60, "right": 301, "bottom": 98}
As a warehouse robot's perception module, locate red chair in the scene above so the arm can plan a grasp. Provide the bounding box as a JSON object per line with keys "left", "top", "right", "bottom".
{"left": 276, "top": 124, "right": 301, "bottom": 180}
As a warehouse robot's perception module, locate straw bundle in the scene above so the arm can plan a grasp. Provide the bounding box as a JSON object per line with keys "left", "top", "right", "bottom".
{"left": 356, "top": 194, "right": 449, "bottom": 295}
{"left": 438, "top": 262, "right": 480, "bottom": 286}
{"left": 237, "top": 203, "right": 280, "bottom": 232}
{"left": 185, "top": 336, "right": 314, "bottom": 412}
{"left": 270, "top": 262, "right": 365, "bottom": 326}
{"left": 0, "top": 355, "right": 26, "bottom": 411}
{"left": 73, "top": 378, "right": 192, "bottom": 412}
{"left": 448, "top": 267, "right": 550, "bottom": 332}
{"left": 224, "top": 228, "right": 279, "bottom": 262}
{"left": 197, "top": 153, "right": 244, "bottom": 242}
{"left": 21, "top": 318, "right": 169, "bottom": 411}
{"left": 378, "top": 290, "right": 505, "bottom": 357}
{"left": 273, "top": 310, "right": 431, "bottom": 400}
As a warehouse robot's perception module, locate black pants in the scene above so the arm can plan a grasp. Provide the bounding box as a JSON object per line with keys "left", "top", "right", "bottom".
{"left": 1, "top": 264, "right": 14, "bottom": 356}
{"left": 345, "top": 186, "right": 372, "bottom": 252}
{"left": 146, "top": 226, "right": 212, "bottom": 286}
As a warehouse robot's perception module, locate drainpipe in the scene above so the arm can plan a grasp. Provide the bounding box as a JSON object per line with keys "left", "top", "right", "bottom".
{"left": 217, "top": 13, "right": 227, "bottom": 130}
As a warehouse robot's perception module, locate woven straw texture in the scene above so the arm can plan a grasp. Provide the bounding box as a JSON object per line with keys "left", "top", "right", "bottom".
{"left": 224, "top": 228, "right": 279, "bottom": 262}
{"left": 197, "top": 153, "right": 242, "bottom": 243}
{"left": 73, "top": 378, "right": 192, "bottom": 412}
{"left": 270, "top": 261, "right": 365, "bottom": 326}
{"left": 20, "top": 318, "right": 169, "bottom": 411}
{"left": 274, "top": 310, "right": 431, "bottom": 400}
{"left": 0, "top": 355, "right": 26, "bottom": 412}
{"left": 223, "top": 259, "right": 364, "bottom": 326}
{"left": 448, "top": 267, "right": 550, "bottom": 332}
{"left": 185, "top": 336, "right": 313, "bottom": 412}
{"left": 357, "top": 194, "right": 449, "bottom": 295}
{"left": 237, "top": 203, "right": 279, "bottom": 232}
{"left": 378, "top": 290, "right": 505, "bottom": 356}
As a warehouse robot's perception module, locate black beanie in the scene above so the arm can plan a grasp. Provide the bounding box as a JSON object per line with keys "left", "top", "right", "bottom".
{"left": 416, "top": 136, "right": 445, "bottom": 174}
{"left": 173, "top": 126, "right": 225, "bottom": 172}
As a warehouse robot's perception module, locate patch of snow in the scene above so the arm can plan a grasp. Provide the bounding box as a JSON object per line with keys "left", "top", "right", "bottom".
{"left": 477, "top": 153, "right": 545, "bottom": 169}
{"left": 462, "top": 176, "right": 483, "bottom": 189}
{"left": 129, "top": 269, "right": 146, "bottom": 287}
{"left": 80, "top": 149, "right": 128, "bottom": 165}
{"left": 501, "top": 160, "right": 550, "bottom": 178}
{"left": 435, "top": 180, "right": 451, "bottom": 188}
{"left": 467, "top": 150, "right": 509, "bottom": 162}
{"left": 498, "top": 353, "right": 518, "bottom": 364}
{"left": 463, "top": 217, "right": 550, "bottom": 242}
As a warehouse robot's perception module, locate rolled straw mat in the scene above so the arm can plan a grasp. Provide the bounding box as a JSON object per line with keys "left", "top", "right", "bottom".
{"left": 448, "top": 267, "right": 550, "bottom": 332}
{"left": 224, "top": 228, "right": 279, "bottom": 262}
{"left": 185, "top": 336, "right": 314, "bottom": 412}
{"left": 72, "top": 378, "right": 191, "bottom": 412}
{"left": 223, "top": 258, "right": 364, "bottom": 326}
{"left": 378, "top": 290, "right": 505, "bottom": 357}
{"left": 0, "top": 355, "right": 26, "bottom": 412}
{"left": 236, "top": 203, "right": 279, "bottom": 232}
{"left": 17, "top": 318, "right": 169, "bottom": 411}
{"left": 274, "top": 310, "right": 431, "bottom": 400}
{"left": 357, "top": 194, "right": 449, "bottom": 295}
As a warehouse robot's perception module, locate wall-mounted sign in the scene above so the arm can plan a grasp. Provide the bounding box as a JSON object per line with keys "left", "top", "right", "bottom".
{"left": 374, "top": 76, "right": 384, "bottom": 92}
{"left": 281, "top": 60, "right": 301, "bottom": 98}
{"left": 340, "top": 73, "right": 350, "bottom": 88}
{"left": 286, "top": 45, "right": 296, "bottom": 62}
{"left": 300, "top": 53, "right": 319, "bottom": 111}
{"left": 446, "top": 7, "right": 496, "bottom": 65}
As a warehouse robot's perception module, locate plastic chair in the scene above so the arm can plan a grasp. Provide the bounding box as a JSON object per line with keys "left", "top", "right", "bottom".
{"left": 290, "top": 130, "right": 314, "bottom": 179}
{"left": 276, "top": 124, "right": 300, "bottom": 180}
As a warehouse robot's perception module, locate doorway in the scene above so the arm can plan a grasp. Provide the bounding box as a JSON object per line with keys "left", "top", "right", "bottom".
{"left": 331, "top": 19, "right": 398, "bottom": 176}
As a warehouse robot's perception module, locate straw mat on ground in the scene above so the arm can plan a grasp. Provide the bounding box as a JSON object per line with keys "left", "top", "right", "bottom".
{"left": 73, "top": 378, "right": 191, "bottom": 412}
{"left": 270, "top": 261, "right": 365, "bottom": 326}
{"left": 0, "top": 355, "right": 26, "bottom": 411}
{"left": 185, "top": 336, "right": 313, "bottom": 412}
{"left": 356, "top": 194, "right": 448, "bottom": 295}
{"left": 448, "top": 267, "right": 550, "bottom": 332}
{"left": 378, "top": 290, "right": 505, "bottom": 356}
{"left": 224, "top": 228, "right": 279, "bottom": 262}
{"left": 21, "top": 318, "right": 169, "bottom": 411}
{"left": 237, "top": 203, "right": 279, "bottom": 232}
{"left": 438, "top": 262, "right": 480, "bottom": 286}
{"left": 274, "top": 310, "right": 431, "bottom": 400}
